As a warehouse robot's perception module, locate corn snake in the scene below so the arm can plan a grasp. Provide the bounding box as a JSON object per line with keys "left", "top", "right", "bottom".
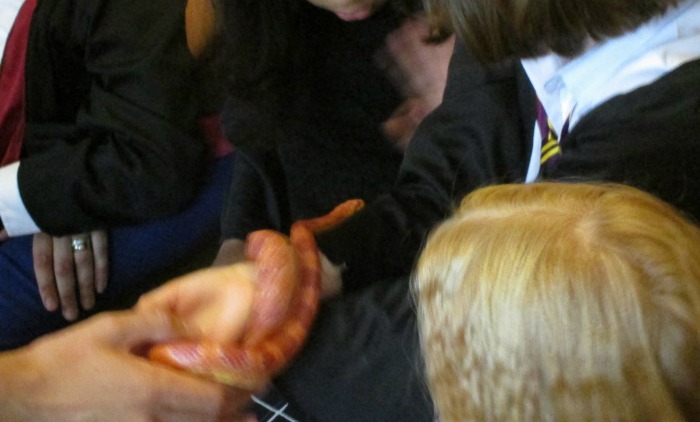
{"left": 146, "top": 199, "right": 364, "bottom": 390}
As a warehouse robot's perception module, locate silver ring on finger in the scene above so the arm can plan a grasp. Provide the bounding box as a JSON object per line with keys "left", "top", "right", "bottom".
{"left": 71, "top": 236, "right": 91, "bottom": 253}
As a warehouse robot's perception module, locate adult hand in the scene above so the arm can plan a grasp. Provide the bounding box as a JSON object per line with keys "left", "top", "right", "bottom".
{"left": 0, "top": 310, "right": 255, "bottom": 421}
{"left": 136, "top": 264, "right": 257, "bottom": 344}
{"left": 32, "top": 230, "right": 109, "bottom": 321}
{"left": 379, "top": 17, "right": 455, "bottom": 151}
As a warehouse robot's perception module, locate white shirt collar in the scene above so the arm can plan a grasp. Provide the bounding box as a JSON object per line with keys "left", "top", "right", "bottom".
{"left": 522, "top": 0, "right": 700, "bottom": 134}
{"left": 0, "top": 0, "right": 26, "bottom": 64}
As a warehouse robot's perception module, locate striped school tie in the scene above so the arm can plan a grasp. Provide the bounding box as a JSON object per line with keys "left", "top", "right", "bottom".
{"left": 536, "top": 101, "right": 571, "bottom": 172}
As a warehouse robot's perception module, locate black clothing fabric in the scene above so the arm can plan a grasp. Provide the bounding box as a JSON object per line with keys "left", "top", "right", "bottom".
{"left": 223, "top": 37, "right": 535, "bottom": 420}
{"left": 276, "top": 276, "right": 433, "bottom": 422}
{"left": 318, "top": 47, "right": 700, "bottom": 292}
{"left": 317, "top": 43, "right": 536, "bottom": 291}
{"left": 269, "top": 42, "right": 533, "bottom": 422}
{"left": 20, "top": 0, "right": 208, "bottom": 235}
{"left": 220, "top": 3, "right": 406, "bottom": 237}
{"left": 220, "top": 6, "right": 428, "bottom": 419}
{"left": 275, "top": 41, "right": 700, "bottom": 421}
{"left": 544, "top": 58, "right": 700, "bottom": 222}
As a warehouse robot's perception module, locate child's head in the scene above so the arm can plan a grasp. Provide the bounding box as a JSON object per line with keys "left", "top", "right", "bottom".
{"left": 414, "top": 182, "right": 700, "bottom": 421}
{"left": 422, "top": 0, "right": 680, "bottom": 62}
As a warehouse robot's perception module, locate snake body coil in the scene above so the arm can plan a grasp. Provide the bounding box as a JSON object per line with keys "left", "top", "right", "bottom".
{"left": 147, "top": 199, "right": 364, "bottom": 389}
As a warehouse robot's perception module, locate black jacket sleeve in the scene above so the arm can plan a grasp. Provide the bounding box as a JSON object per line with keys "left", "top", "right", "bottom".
{"left": 19, "top": 0, "right": 208, "bottom": 235}
{"left": 316, "top": 42, "right": 536, "bottom": 291}
{"left": 220, "top": 148, "right": 292, "bottom": 240}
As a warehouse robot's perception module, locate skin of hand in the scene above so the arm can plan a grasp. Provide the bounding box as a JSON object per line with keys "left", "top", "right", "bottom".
{"left": 136, "top": 265, "right": 257, "bottom": 345}
{"left": 32, "top": 230, "right": 109, "bottom": 321}
{"left": 319, "top": 253, "right": 343, "bottom": 299}
{"left": 306, "top": 0, "right": 388, "bottom": 21}
{"left": 212, "top": 238, "right": 246, "bottom": 267}
{"left": 0, "top": 310, "right": 256, "bottom": 422}
{"left": 379, "top": 17, "right": 455, "bottom": 151}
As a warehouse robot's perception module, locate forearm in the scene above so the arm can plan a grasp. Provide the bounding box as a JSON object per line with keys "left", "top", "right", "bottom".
{"left": 0, "top": 348, "right": 40, "bottom": 421}
{"left": 22, "top": 0, "right": 206, "bottom": 236}
{"left": 19, "top": 125, "right": 207, "bottom": 236}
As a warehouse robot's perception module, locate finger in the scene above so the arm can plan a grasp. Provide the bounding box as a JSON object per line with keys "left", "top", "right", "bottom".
{"left": 135, "top": 265, "right": 256, "bottom": 343}
{"left": 72, "top": 234, "right": 96, "bottom": 311}
{"left": 136, "top": 266, "right": 231, "bottom": 315}
{"left": 95, "top": 310, "right": 188, "bottom": 349}
{"left": 89, "top": 312, "right": 255, "bottom": 419}
{"left": 32, "top": 232, "right": 59, "bottom": 312}
{"left": 382, "top": 115, "right": 412, "bottom": 149}
{"left": 91, "top": 231, "right": 109, "bottom": 293}
{"left": 135, "top": 272, "right": 191, "bottom": 315}
{"left": 53, "top": 236, "right": 79, "bottom": 321}
{"left": 383, "top": 99, "right": 422, "bottom": 150}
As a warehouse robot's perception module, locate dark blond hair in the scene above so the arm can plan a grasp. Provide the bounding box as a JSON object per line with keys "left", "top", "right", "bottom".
{"left": 414, "top": 182, "right": 700, "bottom": 421}
{"left": 423, "top": 0, "right": 679, "bottom": 62}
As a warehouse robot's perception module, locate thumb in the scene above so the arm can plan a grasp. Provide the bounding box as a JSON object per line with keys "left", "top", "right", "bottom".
{"left": 98, "top": 310, "right": 189, "bottom": 351}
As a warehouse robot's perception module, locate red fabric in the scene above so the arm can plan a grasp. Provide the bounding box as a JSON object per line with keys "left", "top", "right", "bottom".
{"left": 0, "top": 0, "right": 38, "bottom": 166}
{"left": 199, "top": 113, "right": 234, "bottom": 158}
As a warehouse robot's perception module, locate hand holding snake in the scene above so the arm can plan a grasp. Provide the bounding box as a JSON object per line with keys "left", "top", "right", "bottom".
{"left": 137, "top": 199, "right": 364, "bottom": 390}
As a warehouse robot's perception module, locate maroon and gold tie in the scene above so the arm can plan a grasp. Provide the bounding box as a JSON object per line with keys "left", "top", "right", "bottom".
{"left": 536, "top": 100, "right": 569, "bottom": 176}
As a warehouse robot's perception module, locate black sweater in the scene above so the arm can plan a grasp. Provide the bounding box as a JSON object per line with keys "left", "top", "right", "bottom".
{"left": 221, "top": 3, "right": 406, "bottom": 238}
{"left": 19, "top": 0, "right": 208, "bottom": 235}
{"left": 318, "top": 41, "right": 700, "bottom": 291}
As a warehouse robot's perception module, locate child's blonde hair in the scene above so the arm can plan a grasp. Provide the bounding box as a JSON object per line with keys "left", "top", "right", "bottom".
{"left": 414, "top": 182, "right": 700, "bottom": 421}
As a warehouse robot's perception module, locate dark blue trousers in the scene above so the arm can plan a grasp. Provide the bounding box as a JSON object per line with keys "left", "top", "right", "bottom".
{"left": 0, "top": 156, "right": 232, "bottom": 350}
